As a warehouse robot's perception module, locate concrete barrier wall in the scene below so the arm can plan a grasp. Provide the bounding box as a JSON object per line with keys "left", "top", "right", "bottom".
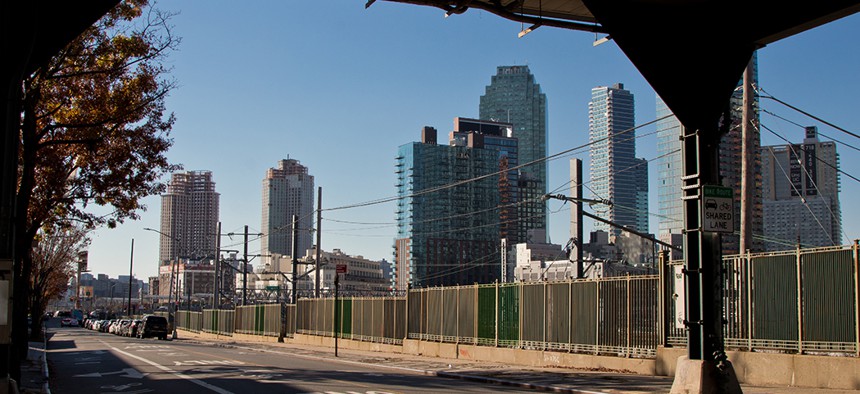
{"left": 656, "top": 346, "right": 860, "bottom": 391}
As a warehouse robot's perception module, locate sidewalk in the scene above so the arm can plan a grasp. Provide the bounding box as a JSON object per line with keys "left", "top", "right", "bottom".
{"left": 173, "top": 331, "right": 859, "bottom": 394}
{"left": 19, "top": 338, "right": 50, "bottom": 394}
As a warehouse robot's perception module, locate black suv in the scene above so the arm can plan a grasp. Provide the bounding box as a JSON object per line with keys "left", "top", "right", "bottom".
{"left": 137, "top": 315, "right": 169, "bottom": 340}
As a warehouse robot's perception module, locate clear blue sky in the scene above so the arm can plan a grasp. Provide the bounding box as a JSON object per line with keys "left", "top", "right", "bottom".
{"left": 86, "top": 1, "right": 860, "bottom": 280}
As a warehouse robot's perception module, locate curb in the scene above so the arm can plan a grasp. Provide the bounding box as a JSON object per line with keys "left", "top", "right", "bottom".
{"left": 42, "top": 326, "right": 50, "bottom": 394}
{"left": 434, "top": 370, "right": 605, "bottom": 394}
{"left": 176, "top": 335, "right": 599, "bottom": 394}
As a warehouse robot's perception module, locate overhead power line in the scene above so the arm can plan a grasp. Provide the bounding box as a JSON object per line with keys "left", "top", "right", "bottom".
{"left": 758, "top": 87, "right": 860, "bottom": 141}
{"left": 322, "top": 114, "right": 673, "bottom": 212}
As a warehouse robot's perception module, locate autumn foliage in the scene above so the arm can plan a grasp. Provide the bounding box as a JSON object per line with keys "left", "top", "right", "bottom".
{"left": 14, "top": 0, "right": 181, "bottom": 360}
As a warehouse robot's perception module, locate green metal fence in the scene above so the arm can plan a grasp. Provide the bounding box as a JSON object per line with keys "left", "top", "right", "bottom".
{"left": 166, "top": 244, "right": 859, "bottom": 360}
{"left": 235, "top": 304, "right": 281, "bottom": 337}
{"left": 175, "top": 310, "right": 202, "bottom": 332}
{"left": 297, "top": 297, "right": 406, "bottom": 344}
{"left": 408, "top": 278, "right": 659, "bottom": 357}
{"left": 664, "top": 244, "right": 860, "bottom": 355}
{"left": 202, "top": 309, "right": 234, "bottom": 336}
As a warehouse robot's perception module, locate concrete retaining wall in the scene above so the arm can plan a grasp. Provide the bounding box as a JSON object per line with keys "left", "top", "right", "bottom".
{"left": 657, "top": 346, "right": 860, "bottom": 391}
{"left": 181, "top": 328, "right": 858, "bottom": 390}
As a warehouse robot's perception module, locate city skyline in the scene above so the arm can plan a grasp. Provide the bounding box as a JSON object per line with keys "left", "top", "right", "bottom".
{"left": 83, "top": 2, "right": 860, "bottom": 280}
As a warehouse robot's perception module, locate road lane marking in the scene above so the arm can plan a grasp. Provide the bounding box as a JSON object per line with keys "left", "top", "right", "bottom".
{"left": 98, "top": 340, "right": 234, "bottom": 394}
{"left": 75, "top": 368, "right": 145, "bottom": 379}
{"left": 174, "top": 360, "right": 246, "bottom": 366}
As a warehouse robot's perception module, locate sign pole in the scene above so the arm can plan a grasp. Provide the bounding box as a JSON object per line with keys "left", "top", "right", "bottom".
{"left": 334, "top": 272, "right": 339, "bottom": 357}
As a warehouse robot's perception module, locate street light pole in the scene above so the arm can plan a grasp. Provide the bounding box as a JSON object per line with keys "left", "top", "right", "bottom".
{"left": 127, "top": 238, "right": 134, "bottom": 316}
{"left": 143, "top": 227, "right": 180, "bottom": 339}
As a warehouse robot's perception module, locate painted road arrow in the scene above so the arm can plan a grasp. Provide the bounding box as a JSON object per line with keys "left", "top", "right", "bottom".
{"left": 74, "top": 368, "right": 146, "bottom": 379}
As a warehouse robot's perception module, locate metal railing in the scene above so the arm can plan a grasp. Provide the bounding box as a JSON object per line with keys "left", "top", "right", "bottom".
{"left": 166, "top": 242, "right": 859, "bottom": 360}
{"left": 175, "top": 310, "right": 202, "bottom": 332}
{"left": 407, "top": 279, "right": 658, "bottom": 357}
{"left": 235, "top": 304, "right": 281, "bottom": 337}
{"left": 663, "top": 243, "right": 859, "bottom": 355}
{"left": 202, "top": 309, "right": 234, "bottom": 336}
{"left": 296, "top": 297, "right": 406, "bottom": 345}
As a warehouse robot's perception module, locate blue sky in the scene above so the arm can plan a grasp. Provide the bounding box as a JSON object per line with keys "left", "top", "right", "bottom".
{"left": 86, "top": 1, "right": 860, "bottom": 280}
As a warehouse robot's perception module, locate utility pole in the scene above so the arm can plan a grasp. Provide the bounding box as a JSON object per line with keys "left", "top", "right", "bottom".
{"left": 570, "top": 159, "right": 584, "bottom": 278}
{"left": 214, "top": 222, "right": 221, "bottom": 308}
{"left": 127, "top": 239, "right": 134, "bottom": 316}
{"left": 315, "top": 187, "right": 322, "bottom": 298}
{"left": 740, "top": 58, "right": 755, "bottom": 254}
{"left": 242, "top": 225, "right": 249, "bottom": 306}
{"left": 291, "top": 215, "right": 299, "bottom": 303}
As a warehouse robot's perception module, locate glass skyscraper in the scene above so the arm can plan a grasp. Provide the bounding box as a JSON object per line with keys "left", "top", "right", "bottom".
{"left": 588, "top": 83, "right": 648, "bottom": 236}
{"left": 479, "top": 65, "right": 548, "bottom": 243}
{"left": 656, "top": 96, "right": 683, "bottom": 247}
{"left": 394, "top": 127, "right": 503, "bottom": 289}
{"left": 656, "top": 53, "right": 762, "bottom": 255}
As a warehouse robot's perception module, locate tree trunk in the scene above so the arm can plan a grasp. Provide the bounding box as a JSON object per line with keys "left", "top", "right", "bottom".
{"left": 10, "top": 82, "right": 41, "bottom": 381}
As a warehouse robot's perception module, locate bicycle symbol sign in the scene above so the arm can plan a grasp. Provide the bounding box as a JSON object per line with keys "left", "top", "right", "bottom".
{"left": 702, "top": 185, "right": 734, "bottom": 233}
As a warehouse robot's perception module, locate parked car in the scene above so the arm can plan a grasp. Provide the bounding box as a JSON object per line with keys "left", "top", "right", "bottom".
{"left": 138, "top": 315, "right": 169, "bottom": 340}
{"left": 128, "top": 319, "right": 142, "bottom": 337}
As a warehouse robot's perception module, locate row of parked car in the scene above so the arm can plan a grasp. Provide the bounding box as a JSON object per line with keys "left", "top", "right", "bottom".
{"left": 82, "top": 315, "right": 170, "bottom": 340}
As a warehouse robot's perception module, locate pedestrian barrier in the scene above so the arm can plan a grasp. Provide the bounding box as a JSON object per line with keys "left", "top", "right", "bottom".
{"left": 173, "top": 243, "right": 859, "bottom": 360}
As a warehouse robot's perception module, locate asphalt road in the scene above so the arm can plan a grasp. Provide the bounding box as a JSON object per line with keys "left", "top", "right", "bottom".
{"left": 47, "top": 325, "right": 533, "bottom": 394}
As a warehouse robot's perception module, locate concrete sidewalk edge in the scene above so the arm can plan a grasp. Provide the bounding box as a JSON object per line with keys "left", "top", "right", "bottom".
{"left": 176, "top": 336, "right": 606, "bottom": 394}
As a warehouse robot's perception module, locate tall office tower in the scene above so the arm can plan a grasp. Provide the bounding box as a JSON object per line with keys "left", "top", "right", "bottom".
{"left": 761, "top": 126, "right": 841, "bottom": 250}
{"left": 159, "top": 170, "right": 220, "bottom": 265}
{"left": 589, "top": 83, "right": 648, "bottom": 235}
{"left": 479, "top": 65, "right": 548, "bottom": 243}
{"left": 394, "top": 127, "right": 502, "bottom": 289}
{"left": 261, "top": 159, "right": 315, "bottom": 266}
{"left": 655, "top": 96, "right": 685, "bottom": 257}
{"left": 656, "top": 53, "right": 763, "bottom": 255}
{"left": 451, "top": 117, "right": 520, "bottom": 244}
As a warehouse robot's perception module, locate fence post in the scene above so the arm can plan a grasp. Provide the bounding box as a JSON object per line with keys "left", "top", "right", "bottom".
{"left": 657, "top": 251, "right": 666, "bottom": 347}
{"left": 440, "top": 289, "right": 444, "bottom": 343}
{"left": 568, "top": 279, "right": 573, "bottom": 353}
{"left": 595, "top": 281, "right": 600, "bottom": 355}
{"left": 626, "top": 274, "right": 631, "bottom": 358}
{"left": 518, "top": 281, "right": 524, "bottom": 349}
{"left": 854, "top": 240, "right": 859, "bottom": 357}
{"left": 455, "top": 286, "right": 460, "bottom": 344}
{"left": 542, "top": 280, "right": 547, "bottom": 350}
{"left": 474, "top": 283, "right": 478, "bottom": 345}
{"left": 494, "top": 281, "right": 499, "bottom": 348}
{"left": 404, "top": 287, "right": 409, "bottom": 341}
{"left": 796, "top": 244, "right": 804, "bottom": 354}
{"left": 746, "top": 251, "right": 753, "bottom": 352}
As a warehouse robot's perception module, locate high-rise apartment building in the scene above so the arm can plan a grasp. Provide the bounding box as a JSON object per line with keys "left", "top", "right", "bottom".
{"left": 480, "top": 65, "right": 548, "bottom": 243}
{"left": 159, "top": 170, "right": 219, "bottom": 265}
{"left": 261, "top": 159, "right": 315, "bottom": 266}
{"left": 451, "top": 117, "right": 520, "bottom": 243}
{"left": 656, "top": 54, "right": 762, "bottom": 255}
{"left": 394, "top": 126, "right": 502, "bottom": 289}
{"left": 588, "top": 83, "right": 648, "bottom": 235}
{"left": 761, "top": 126, "right": 842, "bottom": 250}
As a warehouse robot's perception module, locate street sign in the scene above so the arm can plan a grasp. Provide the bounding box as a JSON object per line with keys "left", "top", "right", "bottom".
{"left": 702, "top": 185, "right": 734, "bottom": 233}
{"left": 265, "top": 285, "right": 279, "bottom": 291}
{"left": 336, "top": 264, "right": 347, "bottom": 274}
